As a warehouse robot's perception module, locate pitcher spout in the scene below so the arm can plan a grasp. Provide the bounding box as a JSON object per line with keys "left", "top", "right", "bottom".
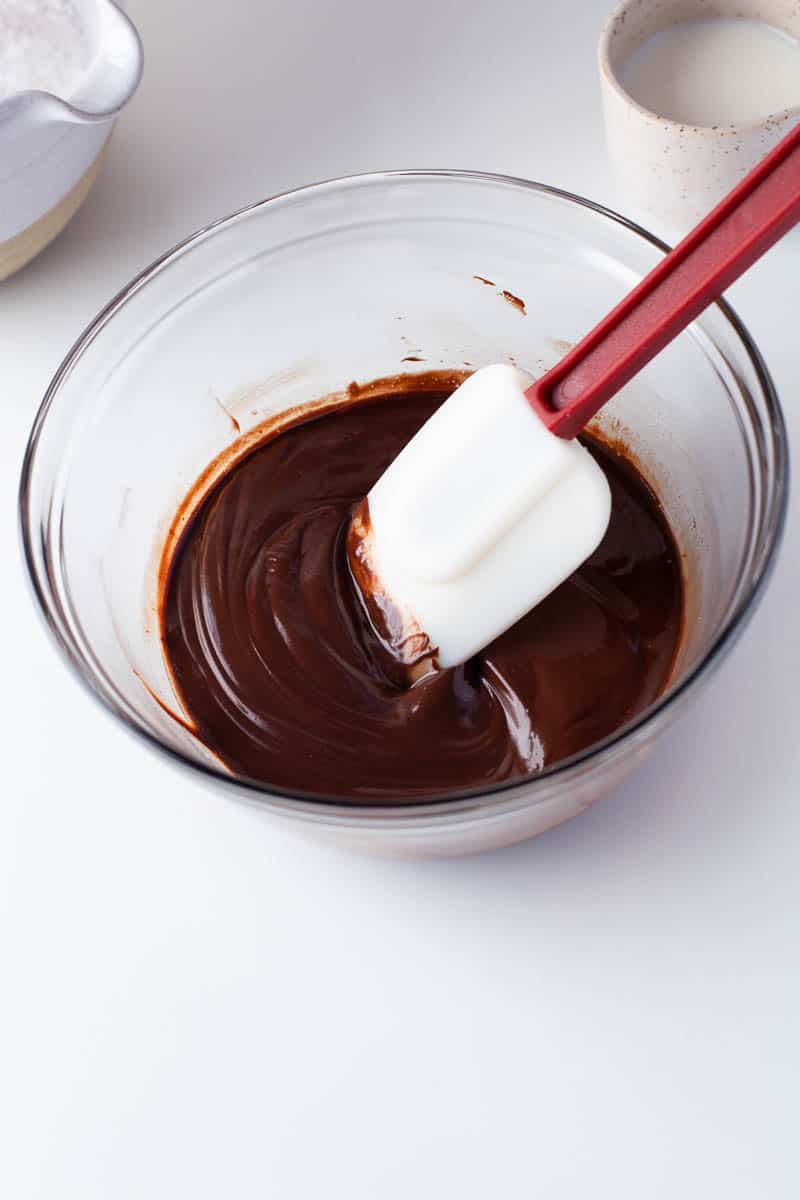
{"left": 0, "top": 0, "right": 143, "bottom": 128}
{"left": 62, "top": 0, "right": 144, "bottom": 122}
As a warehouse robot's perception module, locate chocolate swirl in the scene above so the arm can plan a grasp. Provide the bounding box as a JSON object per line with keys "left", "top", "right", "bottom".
{"left": 162, "top": 379, "right": 683, "bottom": 802}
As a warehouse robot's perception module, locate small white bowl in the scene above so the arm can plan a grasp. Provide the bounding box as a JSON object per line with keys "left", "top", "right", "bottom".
{"left": 0, "top": 0, "right": 143, "bottom": 280}
{"left": 599, "top": 0, "right": 800, "bottom": 235}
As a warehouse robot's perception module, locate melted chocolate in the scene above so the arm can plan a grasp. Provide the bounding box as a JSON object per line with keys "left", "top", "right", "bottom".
{"left": 162, "top": 381, "right": 684, "bottom": 802}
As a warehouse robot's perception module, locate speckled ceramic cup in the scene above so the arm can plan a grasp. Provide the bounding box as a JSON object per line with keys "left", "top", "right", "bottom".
{"left": 599, "top": 0, "right": 800, "bottom": 234}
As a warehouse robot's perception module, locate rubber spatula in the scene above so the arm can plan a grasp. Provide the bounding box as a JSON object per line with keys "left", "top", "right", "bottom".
{"left": 349, "top": 121, "right": 800, "bottom": 673}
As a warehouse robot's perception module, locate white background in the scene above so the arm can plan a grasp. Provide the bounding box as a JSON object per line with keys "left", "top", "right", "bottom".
{"left": 2, "top": 1, "right": 799, "bottom": 1195}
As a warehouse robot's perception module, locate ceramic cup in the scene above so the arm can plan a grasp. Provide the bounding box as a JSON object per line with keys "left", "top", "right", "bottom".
{"left": 599, "top": 0, "right": 800, "bottom": 235}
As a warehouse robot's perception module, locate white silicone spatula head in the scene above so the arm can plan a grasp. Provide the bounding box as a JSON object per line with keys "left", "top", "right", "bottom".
{"left": 349, "top": 365, "right": 611, "bottom": 671}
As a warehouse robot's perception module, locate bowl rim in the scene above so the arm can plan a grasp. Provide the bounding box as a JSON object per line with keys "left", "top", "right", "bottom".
{"left": 18, "top": 168, "right": 790, "bottom": 816}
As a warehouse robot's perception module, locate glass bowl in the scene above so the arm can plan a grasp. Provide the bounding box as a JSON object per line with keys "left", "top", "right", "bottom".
{"left": 19, "top": 171, "right": 788, "bottom": 856}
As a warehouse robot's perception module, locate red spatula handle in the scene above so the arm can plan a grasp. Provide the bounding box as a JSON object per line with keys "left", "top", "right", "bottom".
{"left": 526, "top": 121, "right": 800, "bottom": 439}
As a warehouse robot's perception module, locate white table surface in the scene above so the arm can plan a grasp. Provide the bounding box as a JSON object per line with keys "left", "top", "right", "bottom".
{"left": 2, "top": 1, "right": 798, "bottom": 1196}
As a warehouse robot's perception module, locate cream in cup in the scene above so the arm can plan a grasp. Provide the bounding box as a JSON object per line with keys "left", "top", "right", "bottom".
{"left": 599, "top": 0, "right": 800, "bottom": 234}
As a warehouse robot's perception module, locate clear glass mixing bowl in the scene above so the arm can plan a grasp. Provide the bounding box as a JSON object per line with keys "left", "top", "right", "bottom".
{"left": 20, "top": 172, "right": 788, "bottom": 855}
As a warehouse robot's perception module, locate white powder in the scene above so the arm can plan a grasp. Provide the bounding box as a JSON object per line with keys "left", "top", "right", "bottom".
{"left": 0, "top": 0, "right": 90, "bottom": 101}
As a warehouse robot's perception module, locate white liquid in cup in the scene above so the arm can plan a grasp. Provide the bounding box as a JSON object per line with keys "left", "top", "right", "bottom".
{"left": 620, "top": 16, "right": 800, "bottom": 127}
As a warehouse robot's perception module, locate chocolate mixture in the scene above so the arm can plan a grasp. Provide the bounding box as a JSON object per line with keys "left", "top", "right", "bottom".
{"left": 161, "top": 376, "right": 684, "bottom": 802}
